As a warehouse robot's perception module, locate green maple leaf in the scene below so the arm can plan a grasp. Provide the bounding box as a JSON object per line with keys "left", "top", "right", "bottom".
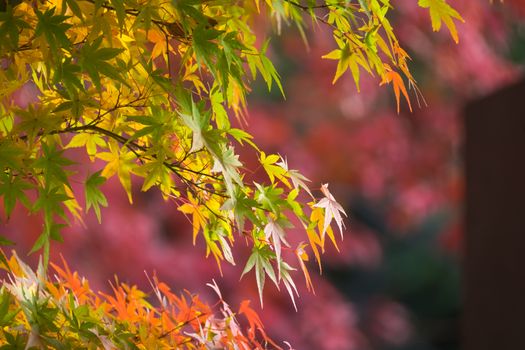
{"left": 216, "top": 146, "right": 242, "bottom": 184}
{"left": 174, "top": 0, "right": 210, "bottom": 27}
{"left": 62, "top": 0, "right": 83, "bottom": 19}
{"left": 247, "top": 40, "right": 284, "bottom": 96}
{"left": 33, "top": 143, "right": 75, "bottom": 189}
{"left": 132, "top": 4, "right": 154, "bottom": 30}
{"left": 32, "top": 185, "right": 71, "bottom": 266}
{"left": 34, "top": 7, "right": 72, "bottom": 54}
{"left": 0, "top": 291, "right": 19, "bottom": 325}
{"left": 221, "top": 189, "right": 260, "bottom": 232}
{"left": 108, "top": 0, "right": 125, "bottom": 29}
{"left": 53, "top": 58, "right": 83, "bottom": 97}
{"left": 32, "top": 186, "right": 70, "bottom": 225}
{"left": 15, "top": 104, "right": 63, "bottom": 140}
{"left": 221, "top": 31, "right": 246, "bottom": 67}
{"left": 0, "top": 141, "right": 24, "bottom": 170}
{"left": 0, "top": 4, "right": 30, "bottom": 50}
{"left": 193, "top": 25, "right": 222, "bottom": 69}
{"left": 0, "top": 173, "right": 32, "bottom": 219}
{"left": 78, "top": 37, "right": 126, "bottom": 90}
{"left": 138, "top": 158, "right": 171, "bottom": 193}
{"left": 227, "top": 128, "right": 259, "bottom": 150}
{"left": 85, "top": 171, "right": 108, "bottom": 223}
{"left": 126, "top": 108, "right": 169, "bottom": 144}
{"left": 0, "top": 236, "right": 14, "bottom": 246}
{"left": 254, "top": 183, "right": 285, "bottom": 214}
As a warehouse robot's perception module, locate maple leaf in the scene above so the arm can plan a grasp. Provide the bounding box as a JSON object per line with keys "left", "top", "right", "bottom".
{"left": 305, "top": 224, "right": 323, "bottom": 272}
{"left": 78, "top": 37, "right": 126, "bottom": 90}
{"left": 260, "top": 152, "right": 290, "bottom": 187}
{"left": 0, "top": 173, "right": 32, "bottom": 219}
{"left": 211, "top": 145, "right": 243, "bottom": 198}
{"left": 228, "top": 128, "right": 259, "bottom": 150}
{"left": 136, "top": 157, "right": 172, "bottom": 197}
{"left": 33, "top": 143, "right": 75, "bottom": 189}
{"left": 217, "top": 232, "right": 235, "bottom": 266}
{"left": 313, "top": 183, "right": 347, "bottom": 240}
{"left": 85, "top": 171, "right": 108, "bottom": 223}
{"left": 239, "top": 300, "right": 265, "bottom": 342}
{"left": 380, "top": 66, "right": 413, "bottom": 113}
{"left": 419, "top": 0, "right": 464, "bottom": 44}
{"left": 254, "top": 183, "right": 285, "bottom": 214}
{"left": 179, "top": 99, "right": 210, "bottom": 153}
{"left": 296, "top": 243, "right": 315, "bottom": 294}
{"left": 0, "top": 0, "right": 468, "bottom": 336}
{"left": 178, "top": 192, "right": 208, "bottom": 245}
{"left": 96, "top": 144, "right": 136, "bottom": 203}
{"left": 193, "top": 25, "right": 222, "bottom": 69}
{"left": 34, "top": 7, "right": 72, "bottom": 55}
{"left": 0, "top": 5, "right": 30, "bottom": 50}
{"left": 247, "top": 40, "right": 285, "bottom": 96}
{"left": 264, "top": 217, "right": 290, "bottom": 279}
{"left": 279, "top": 261, "right": 299, "bottom": 311}
{"left": 53, "top": 58, "right": 83, "bottom": 98}
{"left": 322, "top": 43, "right": 370, "bottom": 90}
{"left": 277, "top": 156, "right": 312, "bottom": 197}
{"left": 241, "top": 246, "right": 279, "bottom": 308}
{"left": 147, "top": 29, "right": 168, "bottom": 60}
{"left": 65, "top": 133, "right": 106, "bottom": 161}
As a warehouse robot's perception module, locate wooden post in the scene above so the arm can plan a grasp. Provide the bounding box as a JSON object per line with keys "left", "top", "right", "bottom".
{"left": 464, "top": 79, "right": 525, "bottom": 350}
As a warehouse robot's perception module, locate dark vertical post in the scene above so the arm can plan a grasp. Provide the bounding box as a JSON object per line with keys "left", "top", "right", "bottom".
{"left": 464, "top": 79, "right": 525, "bottom": 350}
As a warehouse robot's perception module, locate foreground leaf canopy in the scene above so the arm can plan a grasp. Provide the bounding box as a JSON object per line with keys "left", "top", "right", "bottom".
{"left": 0, "top": 250, "right": 281, "bottom": 349}
{"left": 0, "top": 0, "right": 462, "bottom": 307}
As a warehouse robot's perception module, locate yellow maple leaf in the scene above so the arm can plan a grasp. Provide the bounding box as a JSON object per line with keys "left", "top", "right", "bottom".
{"left": 96, "top": 144, "right": 136, "bottom": 203}
{"left": 419, "top": 0, "right": 465, "bottom": 44}
{"left": 178, "top": 192, "right": 208, "bottom": 245}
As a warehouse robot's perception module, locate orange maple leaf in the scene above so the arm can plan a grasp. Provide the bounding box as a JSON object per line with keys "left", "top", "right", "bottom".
{"left": 381, "top": 67, "right": 413, "bottom": 113}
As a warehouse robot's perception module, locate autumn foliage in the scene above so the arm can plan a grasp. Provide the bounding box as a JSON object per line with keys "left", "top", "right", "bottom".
{"left": 0, "top": 250, "right": 283, "bottom": 349}
{"left": 0, "top": 0, "right": 464, "bottom": 348}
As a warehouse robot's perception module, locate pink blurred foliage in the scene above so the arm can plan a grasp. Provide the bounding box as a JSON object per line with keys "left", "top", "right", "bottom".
{"left": 10, "top": 82, "right": 39, "bottom": 108}
{"left": 322, "top": 225, "right": 382, "bottom": 269}
{"left": 365, "top": 299, "right": 413, "bottom": 347}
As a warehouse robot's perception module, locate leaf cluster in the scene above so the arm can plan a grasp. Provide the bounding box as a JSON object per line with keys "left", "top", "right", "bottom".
{"left": 0, "top": 250, "right": 281, "bottom": 349}
{"left": 0, "top": 0, "right": 462, "bottom": 311}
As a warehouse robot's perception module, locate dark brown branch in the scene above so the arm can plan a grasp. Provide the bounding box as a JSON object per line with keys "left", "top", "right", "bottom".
{"left": 55, "top": 124, "right": 227, "bottom": 199}
{"left": 80, "top": 0, "right": 190, "bottom": 42}
{"left": 283, "top": 0, "right": 353, "bottom": 11}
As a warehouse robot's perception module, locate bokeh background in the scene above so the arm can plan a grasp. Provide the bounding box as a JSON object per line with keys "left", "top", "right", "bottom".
{"left": 3, "top": 2, "right": 525, "bottom": 349}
